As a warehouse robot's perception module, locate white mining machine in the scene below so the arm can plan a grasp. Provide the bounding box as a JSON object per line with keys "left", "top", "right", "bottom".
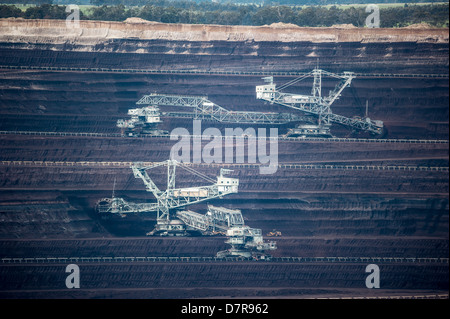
{"left": 116, "top": 105, "right": 169, "bottom": 136}
{"left": 95, "top": 160, "right": 276, "bottom": 259}
{"left": 256, "top": 68, "right": 384, "bottom": 137}
{"left": 117, "top": 68, "right": 383, "bottom": 138}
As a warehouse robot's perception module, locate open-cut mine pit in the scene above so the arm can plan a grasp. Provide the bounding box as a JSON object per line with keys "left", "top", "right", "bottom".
{"left": 0, "top": 18, "right": 448, "bottom": 299}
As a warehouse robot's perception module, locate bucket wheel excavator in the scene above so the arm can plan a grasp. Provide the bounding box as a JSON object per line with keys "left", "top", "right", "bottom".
{"left": 256, "top": 68, "right": 384, "bottom": 137}
{"left": 95, "top": 160, "right": 276, "bottom": 258}
{"left": 117, "top": 68, "right": 383, "bottom": 138}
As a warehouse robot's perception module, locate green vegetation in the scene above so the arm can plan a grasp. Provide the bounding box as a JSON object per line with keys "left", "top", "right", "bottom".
{"left": 0, "top": 1, "right": 448, "bottom": 28}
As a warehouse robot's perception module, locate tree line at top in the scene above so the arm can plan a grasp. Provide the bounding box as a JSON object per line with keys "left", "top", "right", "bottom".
{"left": 0, "top": 1, "right": 447, "bottom": 4}
{"left": 0, "top": 0, "right": 448, "bottom": 27}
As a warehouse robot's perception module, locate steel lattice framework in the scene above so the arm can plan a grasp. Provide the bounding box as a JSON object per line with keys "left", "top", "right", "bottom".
{"left": 136, "top": 93, "right": 312, "bottom": 125}
{"left": 256, "top": 68, "right": 384, "bottom": 134}
{"left": 96, "top": 160, "right": 239, "bottom": 222}
{"left": 176, "top": 205, "right": 245, "bottom": 233}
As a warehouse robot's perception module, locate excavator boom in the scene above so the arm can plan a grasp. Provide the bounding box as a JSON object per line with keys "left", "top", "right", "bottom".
{"left": 256, "top": 68, "right": 383, "bottom": 135}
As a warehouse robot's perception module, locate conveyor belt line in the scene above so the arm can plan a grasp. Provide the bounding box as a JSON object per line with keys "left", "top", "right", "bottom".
{"left": 0, "top": 160, "right": 448, "bottom": 172}
{"left": 1, "top": 256, "right": 448, "bottom": 264}
{"left": 1, "top": 65, "right": 448, "bottom": 79}
{"left": 0, "top": 131, "right": 448, "bottom": 144}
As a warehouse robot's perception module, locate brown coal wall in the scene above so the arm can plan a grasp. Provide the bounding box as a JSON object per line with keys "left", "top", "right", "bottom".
{"left": 0, "top": 262, "right": 448, "bottom": 297}
{"left": 0, "top": 19, "right": 448, "bottom": 298}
